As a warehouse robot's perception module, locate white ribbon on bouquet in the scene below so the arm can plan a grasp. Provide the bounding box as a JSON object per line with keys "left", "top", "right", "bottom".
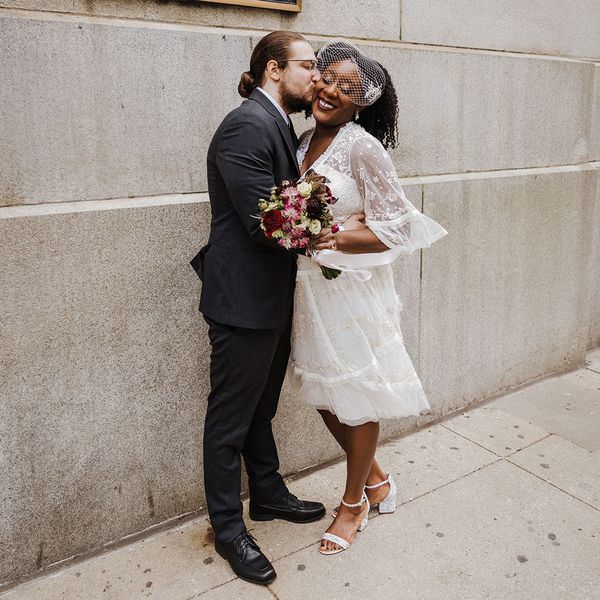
{"left": 312, "top": 246, "right": 404, "bottom": 282}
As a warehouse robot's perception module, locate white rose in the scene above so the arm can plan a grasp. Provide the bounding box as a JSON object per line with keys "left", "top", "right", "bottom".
{"left": 297, "top": 181, "right": 312, "bottom": 198}
{"left": 308, "top": 219, "right": 322, "bottom": 235}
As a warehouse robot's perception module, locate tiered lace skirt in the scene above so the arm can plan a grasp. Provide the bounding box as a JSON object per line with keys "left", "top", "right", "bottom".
{"left": 289, "top": 256, "right": 430, "bottom": 426}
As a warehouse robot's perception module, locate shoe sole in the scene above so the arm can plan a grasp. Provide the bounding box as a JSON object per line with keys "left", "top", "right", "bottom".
{"left": 214, "top": 544, "right": 276, "bottom": 586}
{"left": 249, "top": 509, "right": 326, "bottom": 523}
{"left": 319, "top": 547, "right": 345, "bottom": 555}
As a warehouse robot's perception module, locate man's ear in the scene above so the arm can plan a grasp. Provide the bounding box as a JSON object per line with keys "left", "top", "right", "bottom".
{"left": 264, "top": 59, "right": 282, "bottom": 83}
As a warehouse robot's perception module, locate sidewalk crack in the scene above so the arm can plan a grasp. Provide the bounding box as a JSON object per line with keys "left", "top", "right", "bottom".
{"left": 185, "top": 576, "right": 237, "bottom": 599}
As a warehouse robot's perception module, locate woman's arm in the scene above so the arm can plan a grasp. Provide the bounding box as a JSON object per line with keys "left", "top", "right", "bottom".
{"left": 341, "top": 136, "right": 416, "bottom": 252}
{"left": 311, "top": 226, "right": 388, "bottom": 253}
{"left": 311, "top": 136, "right": 448, "bottom": 255}
{"left": 310, "top": 212, "right": 388, "bottom": 253}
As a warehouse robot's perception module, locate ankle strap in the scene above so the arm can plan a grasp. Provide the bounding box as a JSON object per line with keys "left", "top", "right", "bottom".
{"left": 340, "top": 492, "right": 367, "bottom": 508}
{"left": 364, "top": 475, "right": 390, "bottom": 490}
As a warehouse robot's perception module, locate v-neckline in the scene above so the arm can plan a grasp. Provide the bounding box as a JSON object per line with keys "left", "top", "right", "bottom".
{"left": 299, "top": 122, "right": 352, "bottom": 178}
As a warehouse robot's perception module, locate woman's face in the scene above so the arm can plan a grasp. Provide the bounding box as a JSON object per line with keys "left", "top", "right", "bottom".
{"left": 311, "top": 59, "right": 362, "bottom": 128}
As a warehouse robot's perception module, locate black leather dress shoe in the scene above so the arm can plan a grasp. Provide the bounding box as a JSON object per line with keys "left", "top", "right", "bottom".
{"left": 249, "top": 492, "right": 326, "bottom": 523}
{"left": 215, "top": 531, "right": 276, "bottom": 586}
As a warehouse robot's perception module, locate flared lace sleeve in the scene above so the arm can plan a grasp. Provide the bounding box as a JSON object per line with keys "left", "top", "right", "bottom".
{"left": 349, "top": 135, "right": 447, "bottom": 252}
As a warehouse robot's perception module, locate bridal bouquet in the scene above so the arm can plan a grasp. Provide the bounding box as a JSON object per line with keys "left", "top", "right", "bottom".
{"left": 258, "top": 171, "right": 342, "bottom": 279}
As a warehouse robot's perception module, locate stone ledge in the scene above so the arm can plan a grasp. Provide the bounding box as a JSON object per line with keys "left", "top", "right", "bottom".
{"left": 2, "top": 163, "right": 596, "bottom": 218}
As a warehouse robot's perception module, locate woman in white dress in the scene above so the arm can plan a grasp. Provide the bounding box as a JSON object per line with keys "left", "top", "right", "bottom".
{"left": 289, "top": 41, "right": 448, "bottom": 554}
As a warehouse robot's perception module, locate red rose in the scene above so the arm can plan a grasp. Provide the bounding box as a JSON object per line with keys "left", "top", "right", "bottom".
{"left": 262, "top": 209, "right": 284, "bottom": 235}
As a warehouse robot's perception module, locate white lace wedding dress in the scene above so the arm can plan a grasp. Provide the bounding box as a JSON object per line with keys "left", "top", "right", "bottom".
{"left": 289, "top": 122, "right": 448, "bottom": 426}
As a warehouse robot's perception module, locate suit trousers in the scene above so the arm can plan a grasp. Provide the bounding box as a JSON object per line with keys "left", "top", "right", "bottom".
{"left": 203, "top": 315, "right": 291, "bottom": 543}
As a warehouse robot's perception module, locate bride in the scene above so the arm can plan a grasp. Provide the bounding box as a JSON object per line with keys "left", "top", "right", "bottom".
{"left": 290, "top": 41, "right": 447, "bottom": 555}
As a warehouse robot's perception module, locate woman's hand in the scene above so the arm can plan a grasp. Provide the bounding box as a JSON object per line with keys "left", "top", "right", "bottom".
{"left": 309, "top": 213, "right": 388, "bottom": 253}
{"left": 342, "top": 212, "right": 366, "bottom": 230}
{"left": 309, "top": 213, "right": 367, "bottom": 252}
{"left": 309, "top": 227, "right": 336, "bottom": 251}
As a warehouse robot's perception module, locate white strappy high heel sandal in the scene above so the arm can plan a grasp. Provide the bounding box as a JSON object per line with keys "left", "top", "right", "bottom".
{"left": 365, "top": 474, "right": 397, "bottom": 514}
{"left": 332, "top": 474, "right": 397, "bottom": 517}
{"left": 319, "top": 493, "right": 370, "bottom": 556}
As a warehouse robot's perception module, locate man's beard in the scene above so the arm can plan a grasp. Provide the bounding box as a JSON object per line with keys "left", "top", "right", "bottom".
{"left": 280, "top": 83, "right": 312, "bottom": 114}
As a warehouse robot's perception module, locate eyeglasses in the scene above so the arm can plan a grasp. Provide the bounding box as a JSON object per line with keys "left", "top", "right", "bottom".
{"left": 283, "top": 59, "right": 320, "bottom": 73}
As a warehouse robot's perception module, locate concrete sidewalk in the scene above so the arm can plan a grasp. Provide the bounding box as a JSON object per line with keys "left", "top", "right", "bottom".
{"left": 3, "top": 351, "right": 600, "bottom": 600}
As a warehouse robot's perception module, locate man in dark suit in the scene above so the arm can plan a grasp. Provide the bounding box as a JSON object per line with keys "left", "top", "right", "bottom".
{"left": 190, "top": 31, "right": 325, "bottom": 585}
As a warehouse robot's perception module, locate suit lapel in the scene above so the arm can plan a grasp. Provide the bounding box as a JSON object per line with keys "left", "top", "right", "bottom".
{"left": 249, "top": 89, "right": 300, "bottom": 176}
{"left": 288, "top": 119, "right": 299, "bottom": 149}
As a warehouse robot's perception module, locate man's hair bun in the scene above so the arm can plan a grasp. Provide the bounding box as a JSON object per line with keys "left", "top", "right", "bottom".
{"left": 238, "top": 70, "right": 256, "bottom": 98}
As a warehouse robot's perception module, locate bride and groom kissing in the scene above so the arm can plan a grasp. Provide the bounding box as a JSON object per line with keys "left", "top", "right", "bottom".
{"left": 190, "top": 30, "right": 447, "bottom": 585}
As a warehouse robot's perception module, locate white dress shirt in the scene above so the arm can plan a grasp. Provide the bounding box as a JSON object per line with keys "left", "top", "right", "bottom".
{"left": 256, "top": 87, "right": 290, "bottom": 126}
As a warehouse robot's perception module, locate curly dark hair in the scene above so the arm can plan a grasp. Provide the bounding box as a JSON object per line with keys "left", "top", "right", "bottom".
{"left": 355, "top": 64, "right": 398, "bottom": 150}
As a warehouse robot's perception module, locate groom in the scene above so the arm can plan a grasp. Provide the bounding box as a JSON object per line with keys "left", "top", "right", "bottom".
{"left": 190, "top": 31, "right": 325, "bottom": 585}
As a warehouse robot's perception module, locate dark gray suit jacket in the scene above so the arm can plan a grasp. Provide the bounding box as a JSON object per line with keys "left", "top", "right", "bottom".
{"left": 190, "top": 88, "right": 301, "bottom": 329}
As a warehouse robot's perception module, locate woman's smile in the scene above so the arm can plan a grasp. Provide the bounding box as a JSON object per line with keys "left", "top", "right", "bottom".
{"left": 317, "top": 96, "right": 337, "bottom": 111}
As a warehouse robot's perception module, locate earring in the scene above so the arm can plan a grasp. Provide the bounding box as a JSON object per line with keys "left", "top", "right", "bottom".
{"left": 354, "top": 111, "right": 359, "bottom": 121}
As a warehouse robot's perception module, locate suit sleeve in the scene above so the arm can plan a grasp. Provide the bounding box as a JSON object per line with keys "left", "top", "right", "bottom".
{"left": 216, "top": 114, "right": 285, "bottom": 249}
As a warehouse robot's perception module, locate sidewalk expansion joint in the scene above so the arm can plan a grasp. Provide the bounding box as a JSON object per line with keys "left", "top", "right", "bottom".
{"left": 394, "top": 458, "right": 503, "bottom": 508}
{"left": 438, "top": 423, "right": 505, "bottom": 457}
{"left": 505, "top": 458, "right": 600, "bottom": 514}
{"left": 440, "top": 425, "right": 557, "bottom": 461}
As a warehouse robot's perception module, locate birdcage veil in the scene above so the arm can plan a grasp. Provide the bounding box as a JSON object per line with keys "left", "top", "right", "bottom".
{"left": 316, "top": 40, "right": 386, "bottom": 107}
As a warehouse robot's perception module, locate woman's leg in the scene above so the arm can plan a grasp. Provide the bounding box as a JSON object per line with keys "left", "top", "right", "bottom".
{"left": 318, "top": 410, "right": 390, "bottom": 507}
{"left": 344, "top": 420, "right": 380, "bottom": 498}
{"left": 321, "top": 419, "right": 380, "bottom": 552}
{"left": 364, "top": 459, "right": 391, "bottom": 506}
{"left": 318, "top": 409, "right": 347, "bottom": 451}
